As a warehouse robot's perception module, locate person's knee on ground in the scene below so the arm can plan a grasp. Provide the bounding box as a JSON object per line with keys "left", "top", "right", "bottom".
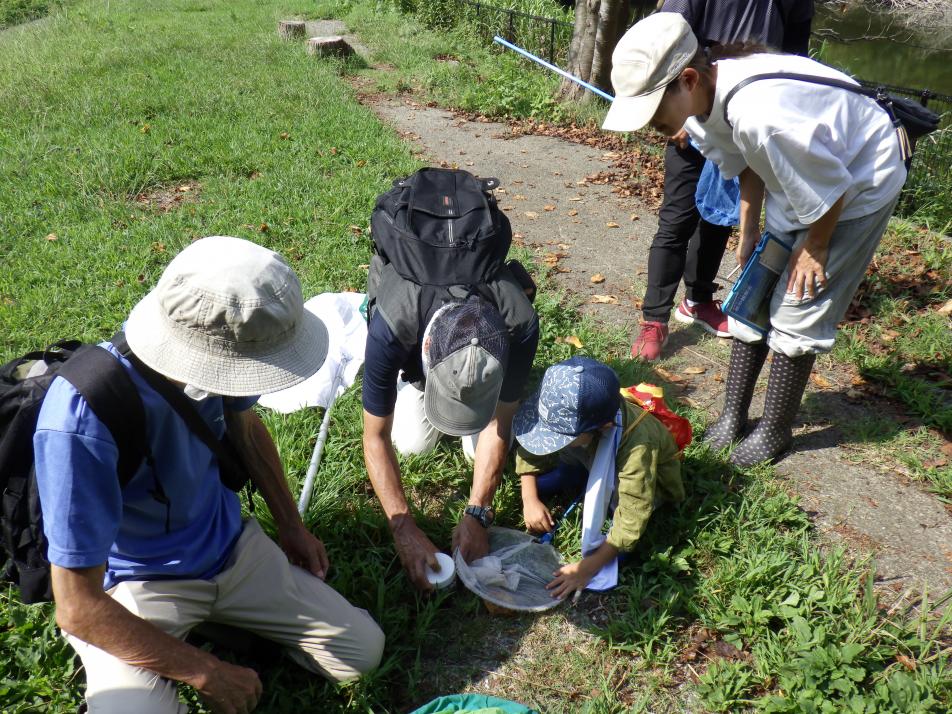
{"left": 288, "top": 606, "right": 385, "bottom": 682}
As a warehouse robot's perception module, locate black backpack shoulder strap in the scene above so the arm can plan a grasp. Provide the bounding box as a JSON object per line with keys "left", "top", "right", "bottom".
{"left": 110, "top": 334, "right": 244, "bottom": 480}
{"left": 55, "top": 344, "right": 149, "bottom": 488}
{"left": 722, "top": 72, "right": 873, "bottom": 128}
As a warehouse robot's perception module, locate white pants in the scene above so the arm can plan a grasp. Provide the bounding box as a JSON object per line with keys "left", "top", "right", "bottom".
{"left": 391, "top": 380, "right": 479, "bottom": 460}
{"left": 67, "top": 520, "right": 384, "bottom": 713}
{"left": 730, "top": 197, "right": 899, "bottom": 357}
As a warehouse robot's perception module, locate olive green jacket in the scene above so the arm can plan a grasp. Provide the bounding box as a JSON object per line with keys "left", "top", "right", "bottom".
{"left": 515, "top": 400, "right": 684, "bottom": 552}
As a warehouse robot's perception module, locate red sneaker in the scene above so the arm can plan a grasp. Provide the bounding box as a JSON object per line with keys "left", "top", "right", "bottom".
{"left": 674, "top": 299, "right": 731, "bottom": 338}
{"left": 630, "top": 321, "right": 669, "bottom": 361}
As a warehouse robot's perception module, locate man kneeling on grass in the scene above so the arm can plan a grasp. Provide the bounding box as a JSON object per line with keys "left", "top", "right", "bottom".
{"left": 34, "top": 237, "right": 383, "bottom": 713}
{"left": 513, "top": 357, "right": 686, "bottom": 598}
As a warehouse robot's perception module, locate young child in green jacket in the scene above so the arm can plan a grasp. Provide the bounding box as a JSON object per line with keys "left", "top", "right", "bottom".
{"left": 513, "top": 356, "right": 685, "bottom": 599}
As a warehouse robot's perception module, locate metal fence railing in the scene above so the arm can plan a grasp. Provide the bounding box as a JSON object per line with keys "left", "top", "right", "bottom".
{"left": 443, "top": 0, "right": 952, "bottom": 220}
{"left": 455, "top": 0, "right": 574, "bottom": 65}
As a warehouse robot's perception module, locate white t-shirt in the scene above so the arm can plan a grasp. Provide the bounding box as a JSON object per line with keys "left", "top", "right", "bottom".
{"left": 685, "top": 54, "right": 906, "bottom": 233}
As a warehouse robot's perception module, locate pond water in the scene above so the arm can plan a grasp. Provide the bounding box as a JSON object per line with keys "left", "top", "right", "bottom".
{"left": 812, "top": 1, "right": 952, "bottom": 96}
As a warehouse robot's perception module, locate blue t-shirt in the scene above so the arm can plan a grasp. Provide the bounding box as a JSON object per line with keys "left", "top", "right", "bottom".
{"left": 33, "top": 344, "right": 254, "bottom": 590}
{"left": 361, "top": 312, "right": 540, "bottom": 418}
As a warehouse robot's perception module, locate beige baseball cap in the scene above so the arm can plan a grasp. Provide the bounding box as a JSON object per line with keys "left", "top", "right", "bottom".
{"left": 602, "top": 13, "right": 698, "bottom": 133}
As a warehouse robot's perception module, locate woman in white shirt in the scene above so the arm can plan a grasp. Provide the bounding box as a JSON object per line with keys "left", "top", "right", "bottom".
{"left": 602, "top": 12, "right": 906, "bottom": 467}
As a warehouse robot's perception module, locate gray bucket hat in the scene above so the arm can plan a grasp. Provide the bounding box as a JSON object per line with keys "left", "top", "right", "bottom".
{"left": 423, "top": 296, "right": 510, "bottom": 436}
{"left": 124, "top": 236, "right": 329, "bottom": 397}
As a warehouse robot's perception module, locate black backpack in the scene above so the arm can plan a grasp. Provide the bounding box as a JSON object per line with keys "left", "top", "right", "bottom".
{"left": 0, "top": 342, "right": 148, "bottom": 603}
{"left": 0, "top": 336, "right": 252, "bottom": 604}
{"left": 370, "top": 167, "right": 512, "bottom": 287}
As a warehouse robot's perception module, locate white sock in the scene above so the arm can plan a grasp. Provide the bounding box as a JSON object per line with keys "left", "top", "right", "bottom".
{"left": 686, "top": 298, "right": 699, "bottom": 307}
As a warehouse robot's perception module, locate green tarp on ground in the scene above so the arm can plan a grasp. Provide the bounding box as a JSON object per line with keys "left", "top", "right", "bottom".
{"left": 410, "top": 693, "right": 539, "bottom": 714}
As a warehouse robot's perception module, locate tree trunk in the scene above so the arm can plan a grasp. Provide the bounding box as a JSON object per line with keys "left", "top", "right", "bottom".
{"left": 559, "top": 0, "right": 630, "bottom": 102}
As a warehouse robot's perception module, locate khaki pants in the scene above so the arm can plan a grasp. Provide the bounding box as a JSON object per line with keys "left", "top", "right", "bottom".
{"left": 67, "top": 519, "right": 384, "bottom": 713}
{"left": 391, "top": 379, "right": 479, "bottom": 460}
{"left": 729, "top": 197, "right": 899, "bottom": 357}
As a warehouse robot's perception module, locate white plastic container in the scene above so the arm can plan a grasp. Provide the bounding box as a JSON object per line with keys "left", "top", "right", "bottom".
{"left": 425, "top": 552, "right": 456, "bottom": 589}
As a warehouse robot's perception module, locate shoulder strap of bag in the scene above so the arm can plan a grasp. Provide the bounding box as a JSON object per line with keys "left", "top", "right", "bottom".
{"left": 56, "top": 344, "right": 149, "bottom": 487}
{"left": 722, "top": 72, "right": 877, "bottom": 128}
{"left": 110, "top": 334, "right": 244, "bottom": 477}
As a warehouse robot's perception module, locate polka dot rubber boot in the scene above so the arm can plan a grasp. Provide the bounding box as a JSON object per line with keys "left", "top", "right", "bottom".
{"left": 729, "top": 352, "right": 817, "bottom": 468}
{"left": 703, "top": 340, "right": 769, "bottom": 451}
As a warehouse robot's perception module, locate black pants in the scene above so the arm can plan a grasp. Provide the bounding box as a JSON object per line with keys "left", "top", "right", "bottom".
{"left": 642, "top": 141, "right": 732, "bottom": 323}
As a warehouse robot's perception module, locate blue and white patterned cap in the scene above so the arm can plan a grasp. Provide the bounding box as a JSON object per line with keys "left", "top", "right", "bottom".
{"left": 514, "top": 356, "right": 620, "bottom": 455}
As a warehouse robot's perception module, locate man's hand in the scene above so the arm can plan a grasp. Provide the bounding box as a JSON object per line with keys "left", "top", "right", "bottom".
{"left": 278, "top": 523, "right": 330, "bottom": 580}
{"left": 786, "top": 239, "right": 829, "bottom": 300}
{"left": 670, "top": 128, "right": 690, "bottom": 150}
{"left": 452, "top": 514, "right": 489, "bottom": 563}
{"left": 547, "top": 559, "right": 599, "bottom": 600}
{"left": 193, "top": 658, "right": 263, "bottom": 714}
{"left": 522, "top": 497, "right": 554, "bottom": 535}
{"left": 392, "top": 516, "right": 440, "bottom": 591}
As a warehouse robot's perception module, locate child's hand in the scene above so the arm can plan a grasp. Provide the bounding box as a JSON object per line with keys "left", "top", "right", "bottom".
{"left": 523, "top": 498, "right": 554, "bottom": 534}
{"left": 547, "top": 559, "right": 597, "bottom": 600}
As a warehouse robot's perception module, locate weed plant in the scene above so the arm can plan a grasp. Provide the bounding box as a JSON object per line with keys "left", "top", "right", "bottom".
{"left": 0, "top": 0, "right": 60, "bottom": 28}
{"left": 1, "top": 1, "right": 950, "bottom": 712}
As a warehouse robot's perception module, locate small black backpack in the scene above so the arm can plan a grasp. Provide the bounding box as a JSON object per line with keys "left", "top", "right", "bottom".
{"left": 0, "top": 342, "right": 148, "bottom": 603}
{"left": 0, "top": 336, "right": 254, "bottom": 604}
{"left": 370, "top": 167, "right": 512, "bottom": 287}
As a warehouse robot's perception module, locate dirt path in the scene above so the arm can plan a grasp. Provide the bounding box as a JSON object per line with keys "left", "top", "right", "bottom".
{"left": 365, "top": 95, "right": 952, "bottom": 596}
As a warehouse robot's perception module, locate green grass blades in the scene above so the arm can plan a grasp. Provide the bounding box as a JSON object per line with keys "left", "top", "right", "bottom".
{"left": 2, "top": 1, "right": 951, "bottom": 712}
{"left": 0, "top": 0, "right": 418, "bottom": 356}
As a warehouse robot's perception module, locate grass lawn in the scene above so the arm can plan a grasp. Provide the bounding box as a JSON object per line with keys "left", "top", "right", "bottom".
{"left": 1, "top": 1, "right": 950, "bottom": 712}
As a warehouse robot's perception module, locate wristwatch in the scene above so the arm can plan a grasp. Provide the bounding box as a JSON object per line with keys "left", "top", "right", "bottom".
{"left": 464, "top": 505, "right": 495, "bottom": 529}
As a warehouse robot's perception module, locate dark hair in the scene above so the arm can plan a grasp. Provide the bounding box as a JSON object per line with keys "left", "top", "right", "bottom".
{"left": 664, "top": 42, "right": 775, "bottom": 96}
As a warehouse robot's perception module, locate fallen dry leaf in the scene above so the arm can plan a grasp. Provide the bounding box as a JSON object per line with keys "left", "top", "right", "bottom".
{"left": 349, "top": 225, "right": 363, "bottom": 235}
{"left": 525, "top": 211, "right": 539, "bottom": 219}
{"left": 45, "top": 233, "right": 58, "bottom": 242}
{"left": 881, "top": 329, "right": 901, "bottom": 342}
{"left": 653, "top": 367, "right": 685, "bottom": 384}
{"left": 567, "top": 209, "right": 578, "bottom": 217}
{"left": 590, "top": 273, "right": 606, "bottom": 284}
{"left": 605, "top": 222, "right": 620, "bottom": 228}
{"left": 514, "top": 194, "right": 527, "bottom": 201}
{"left": 846, "top": 388, "right": 865, "bottom": 400}
{"left": 569, "top": 196, "right": 583, "bottom": 202}
{"left": 937, "top": 299, "right": 952, "bottom": 316}
{"left": 941, "top": 442, "right": 952, "bottom": 459}
{"left": 513, "top": 232, "right": 525, "bottom": 240}
{"left": 683, "top": 366, "right": 706, "bottom": 375}
{"left": 279, "top": 132, "right": 291, "bottom": 140}
{"left": 896, "top": 654, "right": 917, "bottom": 671}
{"left": 811, "top": 373, "right": 833, "bottom": 389}
{"left": 543, "top": 204, "right": 556, "bottom": 212}
{"left": 922, "top": 457, "right": 949, "bottom": 469}
{"left": 713, "top": 373, "right": 724, "bottom": 382}
{"left": 151, "top": 242, "right": 166, "bottom": 253}
{"left": 678, "top": 396, "right": 701, "bottom": 408}
{"left": 556, "top": 335, "right": 584, "bottom": 349}
{"left": 630, "top": 213, "right": 639, "bottom": 221}
{"left": 590, "top": 294, "right": 617, "bottom": 304}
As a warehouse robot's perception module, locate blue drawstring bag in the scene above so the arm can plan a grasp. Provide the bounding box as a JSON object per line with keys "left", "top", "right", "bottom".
{"left": 695, "top": 158, "right": 740, "bottom": 227}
